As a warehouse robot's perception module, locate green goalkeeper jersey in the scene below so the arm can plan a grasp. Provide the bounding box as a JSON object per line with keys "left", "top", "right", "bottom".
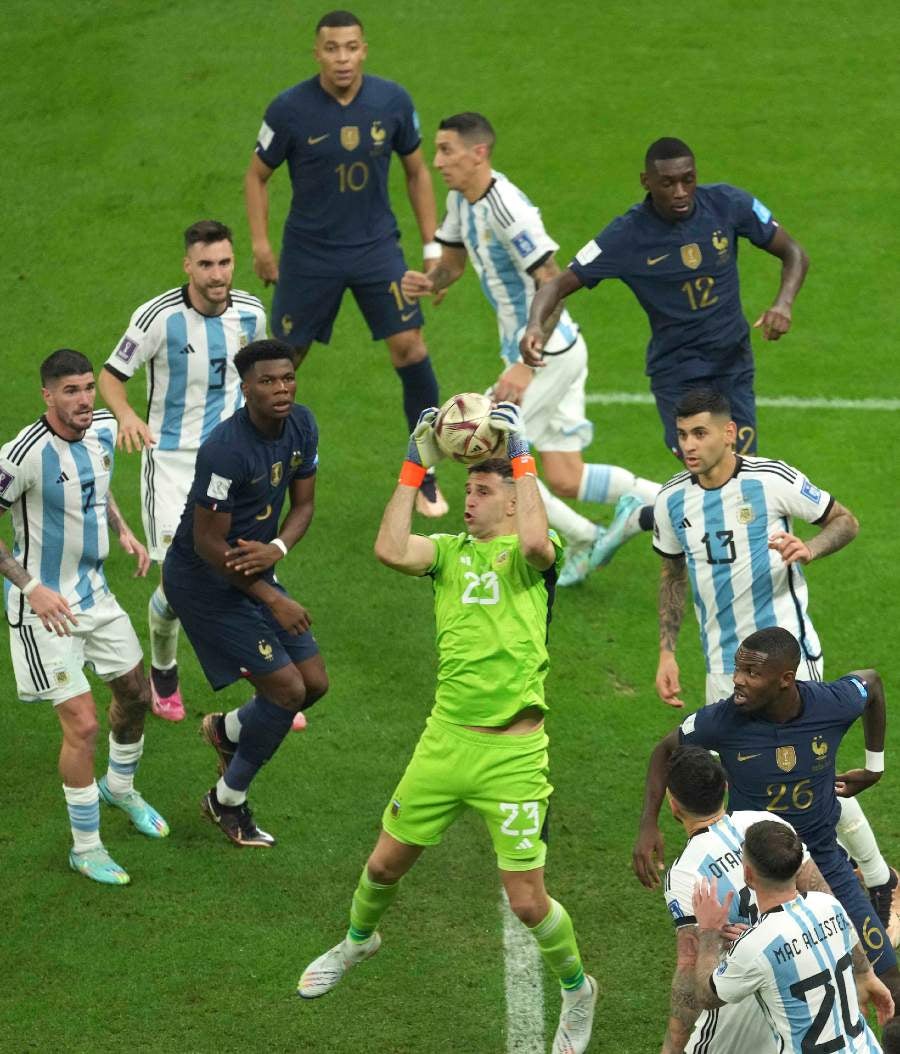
{"left": 425, "top": 530, "right": 563, "bottom": 727}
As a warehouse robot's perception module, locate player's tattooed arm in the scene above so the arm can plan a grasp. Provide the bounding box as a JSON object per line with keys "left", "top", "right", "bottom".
{"left": 107, "top": 492, "right": 150, "bottom": 577}
{"left": 806, "top": 500, "right": 858, "bottom": 561}
{"left": 520, "top": 268, "right": 582, "bottom": 366}
{"left": 658, "top": 555, "right": 687, "bottom": 652}
{"left": 0, "top": 533, "right": 32, "bottom": 591}
{"left": 693, "top": 930, "right": 727, "bottom": 1009}
{"left": 0, "top": 509, "right": 77, "bottom": 635}
{"left": 796, "top": 858, "right": 833, "bottom": 895}
{"left": 662, "top": 928, "right": 702, "bottom": 1053}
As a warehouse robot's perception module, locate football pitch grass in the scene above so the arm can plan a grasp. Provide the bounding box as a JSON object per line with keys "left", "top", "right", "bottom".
{"left": 1, "top": 2, "right": 898, "bottom": 1051}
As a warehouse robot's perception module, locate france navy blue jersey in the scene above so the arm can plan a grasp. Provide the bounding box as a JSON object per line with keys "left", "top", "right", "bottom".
{"left": 679, "top": 676, "right": 869, "bottom": 852}
{"left": 255, "top": 74, "right": 421, "bottom": 263}
{"left": 168, "top": 405, "right": 318, "bottom": 587}
{"left": 568, "top": 184, "right": 778, "bottom": 382}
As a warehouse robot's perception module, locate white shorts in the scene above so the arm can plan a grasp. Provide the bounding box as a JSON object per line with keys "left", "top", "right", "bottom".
{"left": 521, "top": 333, "right": 592, "bottom": 453}
{"left": 141, "top": 447, "right": 197, "bottom": 561}
{"left": 686, "top": 996, "right": 778, "bottom": 1054}
{"left": 706, "top": 656, "right": 824, "bottom": 706}
{"left": 9, "top": 592, "right": 143, "bottom": 704}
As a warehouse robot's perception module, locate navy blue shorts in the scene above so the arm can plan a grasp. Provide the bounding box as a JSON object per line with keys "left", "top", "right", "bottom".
{"left": 651, "top": 364, "right": 757, "bottom": 457}
{"left": 162, "top": 571, "right": 319, "bottom": 691}
{"left": 272, "top": 238, "right": 424, "bottom": 347}
{"left": 810, "top": 840, "right": 896, "bottom": 974}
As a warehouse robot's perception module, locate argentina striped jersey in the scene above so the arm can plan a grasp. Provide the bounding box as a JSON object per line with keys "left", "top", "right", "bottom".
{"left": 0, "top": 411, "right": 118, "bottom": 624}
{"left": 435, "top": 172, "right": 579, "bottom": 363}
{"left": 653, "top": 457, "right": 832, "bottom": 674}
{"left": 104, "top": 285, "right": 266, "bottom": 451}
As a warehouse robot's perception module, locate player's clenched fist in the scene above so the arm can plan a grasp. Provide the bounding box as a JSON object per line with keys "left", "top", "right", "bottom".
{"left": 400, "top": 270, "right": 434, "bottom": 299}
{"left": 268, "top": 594, "right": 310, "bottom": 635}
{"left": 518, "top": 323, "right": 547, "bottom": 368}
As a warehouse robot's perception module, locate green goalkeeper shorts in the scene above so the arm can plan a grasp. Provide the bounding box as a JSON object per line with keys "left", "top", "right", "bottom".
{"left": 381, "top": 715, "right": 552, "bottom": 871}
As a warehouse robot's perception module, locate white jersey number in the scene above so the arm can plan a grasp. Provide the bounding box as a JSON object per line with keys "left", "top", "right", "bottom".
{"left": 461, "top": 571, "right": 500, "bottom": 605}
{"left": 499, "top": 802, "right": 540, "bottom": 838}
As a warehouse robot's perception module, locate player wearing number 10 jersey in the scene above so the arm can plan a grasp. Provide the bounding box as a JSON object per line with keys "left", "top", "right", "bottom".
{"left": 298, "top": 409, "right": 597, "bottom": 1054}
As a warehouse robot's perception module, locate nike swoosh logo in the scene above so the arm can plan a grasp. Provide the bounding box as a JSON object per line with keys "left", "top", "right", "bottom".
{"left": 307, "top": 134, "right": 329, "bottom": 144}
{"left": 251, "top": 474, "right": 266, "bottom": 484}
{"left": 737, "top": 752, "right": 761, "bottom": 762}
{"left": 400, "top": 309, "right": 418, "bottom": 322}
{"left": 647, "top": 254, "right": 669, "bottom": 266}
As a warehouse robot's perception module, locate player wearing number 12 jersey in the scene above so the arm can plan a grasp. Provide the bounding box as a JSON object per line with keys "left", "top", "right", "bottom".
{"left": 298, "top": 407, "right": 597, "bottom": 1054}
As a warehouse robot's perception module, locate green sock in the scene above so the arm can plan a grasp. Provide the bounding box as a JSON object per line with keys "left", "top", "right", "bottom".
{"left": 529, "top": 898, "right": 585, "bottom": 990}
{"left": 347, "top": 867, "right": 400, "bottom": 943}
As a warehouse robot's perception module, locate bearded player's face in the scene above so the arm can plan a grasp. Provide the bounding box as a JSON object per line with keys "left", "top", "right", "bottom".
{"left": 184, "top": 239, "right": 234, "bottom": 313}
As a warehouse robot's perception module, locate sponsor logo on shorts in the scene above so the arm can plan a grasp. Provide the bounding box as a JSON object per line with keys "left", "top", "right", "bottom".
{"left": 258, "top": 640, "right": 274, "bottom": 661}
{"left": 0, "top": 468, "right": 14, "bottom": 495}
{"left": 115, "top": 337, "right": 138, "bottom": 363}
{"left": 54, "top": 670, "right": 71, "bottom": 686}
{"left": 801, "top": 478, "right": 822, "bottom": 503}
{"left": 207, "top": 473, "right": 232, "bottom": 501}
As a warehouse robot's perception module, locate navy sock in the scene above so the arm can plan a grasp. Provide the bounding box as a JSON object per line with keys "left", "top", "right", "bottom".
{"left": 638, "top": 504, "right": 655, "bottom": 532}
{"left": 223, "top": 695, "right": 294, "bottom": 793}
{"left": 395, "top": 356, "right": 439, "bottom": 430}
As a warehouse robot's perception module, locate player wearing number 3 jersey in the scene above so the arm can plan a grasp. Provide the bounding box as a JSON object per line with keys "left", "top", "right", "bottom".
{"left": 297, "top": 408, "right": 597, "bottom": 1054}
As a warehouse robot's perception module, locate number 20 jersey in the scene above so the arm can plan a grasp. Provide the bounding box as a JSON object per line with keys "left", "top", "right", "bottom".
{"left": 425, "top": 531, "right": 562, "bottom": 727}
{"left": 653, "top": 456, "right": 833, "bottom": 674}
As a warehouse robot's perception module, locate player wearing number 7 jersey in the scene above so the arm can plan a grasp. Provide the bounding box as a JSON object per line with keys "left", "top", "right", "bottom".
{"left": 297, "top": 406, "right": 597, "bottom": 1054}
{"left": 691, "top": 820, "right": 893, "bottom": 1053}
{"left": 99, "top": 220, "right": 266, "bottom": 721}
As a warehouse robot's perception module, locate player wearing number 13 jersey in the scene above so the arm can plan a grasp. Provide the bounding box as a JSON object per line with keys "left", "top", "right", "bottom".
{"left": 298, "top": 409, "right": 598, "bottom": 1054}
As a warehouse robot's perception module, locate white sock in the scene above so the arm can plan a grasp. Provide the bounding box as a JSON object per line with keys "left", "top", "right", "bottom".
{"left": 149, "top": 584, "right": 180, "bottom": 670}
{"left": 537, "top": 479, "right": 596, "bottom": 547}
{"left": 216, "top": 776, "right": 246, "bottom": 807}
{"left": 106, "top": 735, "right": 143, "bottom": 797}
{"left": 836, "top": 796, "right": 890, "bottom": 887}
{"left": 64, "top": 782, "right": 103, "bottom": 853}
{"left": 578, "top": 465, "right": 659, "bottom": 505}
{"left": 224, "top": 709, "right": 242, "bottom": 744}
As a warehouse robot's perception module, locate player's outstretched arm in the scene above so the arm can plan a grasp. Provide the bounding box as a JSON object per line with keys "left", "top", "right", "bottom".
{"left": 633, "top": 728, "right": 681, "bottom": 888}
{"left": 107, "top": 492, "right": 150, "bottom": 577}
{"left": 753, "top": 226, "right": 809, "bottom": 341}
{"left": 519, "top": 268, "right": 583, "bottom": 367}
{"left": 657, "top": 556, "right": 688, "bottom": 707}
{"left": 374, "top": 411, "right": 439, "bottom": 576}
{"left": 245, "top": 154, "right": 279, "bottom": 286}
{"left": 98, "top": 368, "right": 156, "bottom": 453}
{"left": 489, "top": 403, "right": 555, "bottom": 569}
{"left": 836, "top": 669, "right": 886, "bottom": 798}
{"left": 661, "top": 928, "right": 702, "bottom": 1054}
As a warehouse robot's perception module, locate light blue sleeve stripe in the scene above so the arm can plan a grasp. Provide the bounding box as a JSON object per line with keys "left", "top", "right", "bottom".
{"left": 668, "top": 489, "right": 711, "bottom": 666}
{"left": 40, "top": 444, "right": 65, "bottom": 593}
{"left": 702, "top": 488, "right": 738, "bottom": 672}
{"left": 200, "top": 315, "right": 228, "bottom": 442}
{"left": 159, "top": 313, "right": 189, "bottom": 450}
{"left": 70, "top": 441, "right": 100, "bottom": 611}
{"left": 741, "top": 478, "right": 776, "bottom": 633}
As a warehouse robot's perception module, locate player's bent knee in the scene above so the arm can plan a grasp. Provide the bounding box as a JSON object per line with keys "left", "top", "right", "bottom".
{"left": 543, "top": 473, "right": 580, "bottom": 499}
{"left": 299, "top": 672, "right": 329, "bottom": 710}
{"left": 506, "top": 892, "right": 546, "bottom": 928}
{"left": 387, "top": 331, "right": 426, "bottom": 367}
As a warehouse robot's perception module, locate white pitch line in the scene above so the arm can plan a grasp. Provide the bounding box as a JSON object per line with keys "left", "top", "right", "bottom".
{"left": 585, "top": 392, "right": 900, "bottom": 411}
{"left": 501, "top": 889, "right": 545, "bottom": 1053}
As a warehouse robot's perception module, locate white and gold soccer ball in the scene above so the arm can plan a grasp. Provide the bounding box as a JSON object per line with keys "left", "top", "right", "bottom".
{"left": 433, "top": 392, "right": 504, "bottom": 465}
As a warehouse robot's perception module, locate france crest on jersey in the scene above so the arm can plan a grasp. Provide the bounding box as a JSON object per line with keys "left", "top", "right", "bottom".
{"left": 104, "top": 286, "right": 266, "bottom": 452}
{"left": 653, "top": 457, "right": 832, "bottom": 673}
{"left": 0, "top": 411, "right": 119, "bottom": 623}
{"left": 436, "top": 172, "right": 579, "bottom": 363}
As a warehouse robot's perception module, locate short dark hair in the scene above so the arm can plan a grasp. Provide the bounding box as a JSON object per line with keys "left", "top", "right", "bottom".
{"left": 667, "top": 746, "right": 727, "bottom": 816}
{"left": 467, "top": 458, "right": 512, "bottom": 481}
{"left": 316, "top": 9, "right": 362, "bottom": 32}
{"left": 184, "top": 220, "right": 233, "bottom": 250}
{"left": 40, "top": 349, "right": 93, "bottom": 385}
{"left": 438, "top": 112, "right": 496, "bottom": 153}
{"left": 881, "top": 1017, "right": 900, "bottom": 1054}
{"left": 234, "top": 339, "right": 295, "bottom": 380}
{"left": 740, "top": 627, "right": 801, "bottom": 672}
{"left": 674, "top": 387, "right": 731, "bottom": 421}
{"left": 645, "top": 137, "right": 694, "bottom": 169}
{"left": 743, "top": 820, "right": 803, "bottom": 884}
